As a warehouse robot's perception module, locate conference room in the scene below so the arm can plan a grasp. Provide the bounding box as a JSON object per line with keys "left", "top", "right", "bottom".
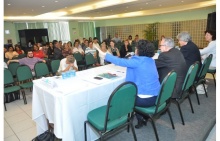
{"left": 3, "top": 0, "right": 216, "bottom": 141}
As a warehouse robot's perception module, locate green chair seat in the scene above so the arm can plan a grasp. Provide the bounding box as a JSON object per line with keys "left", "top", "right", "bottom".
{"left": 88, "top": 105, "right": 127, "bottom": 131}
{"left": 19, "top": 82, "right": 33, "bottom": 89}
{"left": 135, "top": 103, "right": 166, "bottom": 114}
{"left": 207, "top": 69, "right": 216, "bottom": 73}
{"left": 4, "top": 86, "right": 20, "bottom": 94}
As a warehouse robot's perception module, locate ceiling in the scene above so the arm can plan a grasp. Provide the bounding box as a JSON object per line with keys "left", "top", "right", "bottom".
{"left": 4, "top": 0, "right": 216, "bottom": 21}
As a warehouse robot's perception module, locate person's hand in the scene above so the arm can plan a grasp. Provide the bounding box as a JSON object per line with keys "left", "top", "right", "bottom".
{"left": 42, "top": 60, "right": 46, "bottom": 63}
{"left": 7, "top": 60, "right": 10, "bottom": 65}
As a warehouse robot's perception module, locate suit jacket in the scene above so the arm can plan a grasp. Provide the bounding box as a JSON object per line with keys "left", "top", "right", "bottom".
{"left": 155, "top": 48, "right": 187, "bottom": 98}
{"left": 180, "top": 41, "right": 202, "bottom": 70}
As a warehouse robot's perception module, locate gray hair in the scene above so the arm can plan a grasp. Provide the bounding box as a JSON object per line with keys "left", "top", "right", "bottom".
{"left": 163, "top": 37, "right": 174, "bottom": 48}
{"left": 176, "top": 31, "right": 192, "bottom": 42}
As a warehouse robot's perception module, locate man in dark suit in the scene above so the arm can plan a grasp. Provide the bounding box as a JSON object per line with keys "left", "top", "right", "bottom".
{"left": 155, "top": 37, "right": 187, "bottom": 98}
{"left": 177, "top": 31, "right": 202, "bottom": 70}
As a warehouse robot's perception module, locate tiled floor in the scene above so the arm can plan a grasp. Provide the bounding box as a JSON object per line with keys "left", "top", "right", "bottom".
{"left": 4, "top": 74, "right": 216, "bottom": 141}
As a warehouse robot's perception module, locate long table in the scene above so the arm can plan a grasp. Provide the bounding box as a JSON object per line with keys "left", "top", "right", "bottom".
{"left": 32, "top": 64, "right": 127, "bottom": 141}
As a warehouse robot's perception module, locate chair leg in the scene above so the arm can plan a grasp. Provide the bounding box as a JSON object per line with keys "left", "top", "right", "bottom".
{"left": 21, "top": 90, "right": 27, "bottom": 104}
{"left": 193, "top": 85, "right": 200, "bottom": 105}
{"left": 150, "top": 118, "right": 159, "bottom": 141}
{"left": 167, "top": 109, "right": 175, "bottom": 129}
{"left": 212, "top": 73, "right": 216, "bottom": 87}
{"left": 130, "top": 121, "right": 137, "bottom": 141}
{"left": 187, "top": 96, "right": 194, "bottom": 113}
{"left": 202, "top": 83, "right": 208, "bottom": 97}
{"left": 4, "top": 103, "right": 7, "bottom": 111}
{"left": 176, "top": 102, "right": 185, "bottom": 125}
{"left": 84, "top": 121, "right": 87, "bottom": 141}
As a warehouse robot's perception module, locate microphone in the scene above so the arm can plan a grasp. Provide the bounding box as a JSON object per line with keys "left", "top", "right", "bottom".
{"left": 125, "top": 52, "right": 135, "bottom": 58}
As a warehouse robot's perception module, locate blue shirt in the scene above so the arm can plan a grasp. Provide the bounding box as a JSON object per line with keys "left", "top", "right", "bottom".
{"left": 105, "top": 54, "right": 160, "bottom": 96}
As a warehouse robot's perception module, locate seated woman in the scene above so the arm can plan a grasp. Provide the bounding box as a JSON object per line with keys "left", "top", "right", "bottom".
{"left": 99, "top": 42, "right": 110, "bottom": 66}
{"left": 95, "top": 40, "right": 160, "bottom": 129}
{"left": 72, "top": 40, "right": 84, "bottom": 56}
{"left": 108, "top": 40, "right": 120, "bottom": 57}
{"left": 33, "top": 44, "right": 45, "bottom": 59}
{"left": 15, "top": 45, "right": 24, "bottom": 54}
{"left": 200, "top": 30, "right": 216, "bottom": 69}
{"left": 62, "top": 43, "right": 72, "bottom": 58}
{"left": 5, "top": 46, "right": 19, "bottom": 60}
{"left": 120, "top": 39, "right": 132, "bottom": 58}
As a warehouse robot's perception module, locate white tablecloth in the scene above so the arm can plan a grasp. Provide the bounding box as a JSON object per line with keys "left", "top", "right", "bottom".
{"left": 32, "top": 64, "right": 126, "bottom": 141}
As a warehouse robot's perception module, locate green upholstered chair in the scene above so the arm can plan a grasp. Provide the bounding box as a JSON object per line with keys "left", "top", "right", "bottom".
{"left": 193, "top": 54, "right": 213, "bottom": 104}
{"left": 51, "top": 59, "right": 60, "bottom": 76}
{"left": 172, "top": 62, "right": 199, "bottom": 125}
{"left": 4, "top": 69, "right": 21, "bottom": 111}
{"left": 16, "top": 65, "right": 34, "bottom": 104}
{"left": 8, "top": 62, "right": 20, "bottom": 78}
{"left": 135, "top": 71, "right": 177, "bottom": 141}
{"left": 84, "top": 82, "right": 138, "bottom": 141}
{"left": 34, "top": 62, "right": 50, "bottom": 79}
{"left": 73, "top": 52, "right": 85, "bottom": 70}
{"left": 85, "top": 53, "right": 95, "bottom": 69}
{"left": 207, "top": 68, "right": 216, "bottom": 86}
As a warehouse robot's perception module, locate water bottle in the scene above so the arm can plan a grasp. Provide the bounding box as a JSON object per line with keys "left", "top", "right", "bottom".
{"left": 62, "top": 72, "right": 67, "bottom": 79}
{"left": 70, "top": 70, "right": 76, "bottom": 77}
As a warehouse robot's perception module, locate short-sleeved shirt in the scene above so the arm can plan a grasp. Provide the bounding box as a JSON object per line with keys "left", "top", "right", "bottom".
{"left": 57, "top": 58, "right": 78, "bottom": 73}
{"left": 72, "top": 47, "right": 84, "bottom": 54}
{"left": 85, "top": 47, "right": 96, "bottom": 56}
{"left": 5, "top": 51, "right": 19, "bottom": 60}
{"left": 19, "top": 57, "right": 43, "bottom": 70}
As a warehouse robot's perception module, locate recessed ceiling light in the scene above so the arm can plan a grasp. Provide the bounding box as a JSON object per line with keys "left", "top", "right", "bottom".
{"left": 126, "top": 6, "right": 129, "bottom": 8}
{"left": 159, "top": 4, "right": 162, "bottom": 6}
{"left": 23, "top": 13, "right": 26, "bottom": 14}
{"left": 140, "top": 8, "right": 142, "bottom": 10}
{"left": 181, "top": 1, "right": 184, "bottom": 2}
{"left": 146, "top": 3, "right": 148, "bottom": 5}
{"left": 65, "top": 7, "right": 67, "bottom": 8}
{"left": 110, "top": 10, "right": 112, "bottom": 11}
{"left": 55, "top": 1, "right": 58, "bottom": 2}
{"left": 8, "top": 4, "right": 11, "bottom": 5}
{"left": 42, "top": 6, "right": 45, "bottom": 7}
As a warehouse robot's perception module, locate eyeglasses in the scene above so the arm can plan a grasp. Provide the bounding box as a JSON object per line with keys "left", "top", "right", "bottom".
{"left": 159, "top": 45, "right": 166, "bottom": 47}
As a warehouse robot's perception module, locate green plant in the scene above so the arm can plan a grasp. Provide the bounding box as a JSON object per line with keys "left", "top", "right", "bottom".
{"left": 143, "top": 22, "right": 159, "bottom": 42}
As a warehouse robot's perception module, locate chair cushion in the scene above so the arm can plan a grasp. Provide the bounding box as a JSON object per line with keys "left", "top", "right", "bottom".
{"left": 19, "top": 82, "right": 33, "bottom": 89}
{"left": 135, "top": 103, "right": 166, "bottom": 114}
{"left": 4, "top": 86, "right": 20, "bottom": 94}
{"left": 208, "top": 69, "right": 216, "bottom": 73}
{"left": 87, "top": 105, "right": 127, "bottom": 131}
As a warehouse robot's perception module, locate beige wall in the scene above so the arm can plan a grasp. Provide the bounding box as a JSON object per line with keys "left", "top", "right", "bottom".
{"left": 4, "top": 22, "right": 18, "bottom": 45}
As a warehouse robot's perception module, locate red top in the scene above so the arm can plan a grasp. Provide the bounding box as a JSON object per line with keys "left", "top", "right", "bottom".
{"left": 16, "top": 50, "right": 23, "bottom": 54}
{"left": 33, "top": 50, "right": 45, "bottom": 59}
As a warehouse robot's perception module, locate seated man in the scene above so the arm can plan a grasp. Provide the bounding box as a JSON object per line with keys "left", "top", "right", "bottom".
{"left": 7, "top": 50, "right": 46, "bottom": 75}
{"left": 155, "top": 37, "right": 187, "bottom": 98}
{"left": 57, "top": 55, "right": 78, "bottom": 75}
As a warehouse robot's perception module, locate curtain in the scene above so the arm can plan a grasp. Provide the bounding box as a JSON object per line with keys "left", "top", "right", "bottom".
{"left": 78, "top": 22, "right": 95, "bottom": 39}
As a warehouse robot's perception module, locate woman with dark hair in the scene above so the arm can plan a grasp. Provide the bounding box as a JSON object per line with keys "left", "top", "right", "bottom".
{"left": 47, "top": 42, "right": 54, "bottom": 59}
{"left": 200, "top": 30, "right": 216, "bottom": 68}
{"left": 15, "top": 44, "right": 24, "bottom": 54}
{"left": 95, "top": 40, "right": 160, "bottom": 129}
{"left": 33, "top": 44, "right": 45, "bottom": 59}
{"left": 120, "top": 39, "right": 132, "bottom": 58}
{"left": 5, "top": 46, "right": 19, "bottom": 60}
{"left": 108, "top": 40, "right": 120, "bottom": 57}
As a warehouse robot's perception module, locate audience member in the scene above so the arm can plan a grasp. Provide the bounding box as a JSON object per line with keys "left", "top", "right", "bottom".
{"left": 82, "top": 39, "right": 88, "bottom": 52}
{"left": 57, "top": 55, "right": 78, "bottom": 75}
{"left": 177, "top": 31, "right": 202, "bottom": 70}
{"left": 155, "top": 37, "right": 187, "bottom": 98}
{"left": 62, "top": 43, "right": 72, "bottom": 57}
{"left": 95, "top": 40, "right": 160, "bottom": 129}
{"left": 120, "top": 39, "right": 132, "bottom": 58}
{"left": 93, "top": 37, "right": 100, "bottom": 49}
{"left": 108, "top": 40, "right": 120, "bottom": 57}
{"left": 132, "top": 34, "right": 139, "bottom": 47}
{"left": 99, "top": 43, "right": 110, "bottom": 65}
{"left": 200, "top": 30, "right": 216, "bottom": 69}
{"left": 5, "top": 46, "right": 19, "bottom": 60}
{"left": 67, "top": 41, "right": 73, "bottom": 50}
{"left": 72, "top": 40, "right": 84, "bottom": 55}
{"left": 33, "top": 44, "right": 45, "bottom": 59}
{"left": 15, "top": 44, "right": 24, "bottom": 54}
{"left": 47, "top": 42, "right": 54, "bottom": 60}
{"left": 7, "top": 50, "right": 46, "bottom": 72}
{"left": 128, "top": 35, "right": 133, "bottom": 45}
{"left": 112, "top": 33, "right": 121, "bottom": 43}
{"left": 53, "top": 40, "right": 63, "bottom": 60}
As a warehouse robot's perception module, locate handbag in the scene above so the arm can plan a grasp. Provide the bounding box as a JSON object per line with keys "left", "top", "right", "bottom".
{"left": 32, "top": 130, "right": 55, "bottom": 141}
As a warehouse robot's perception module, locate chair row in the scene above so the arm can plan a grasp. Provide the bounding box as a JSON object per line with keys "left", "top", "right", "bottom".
{"left": 84, "top": 54, "right": 213, "bottom": 141}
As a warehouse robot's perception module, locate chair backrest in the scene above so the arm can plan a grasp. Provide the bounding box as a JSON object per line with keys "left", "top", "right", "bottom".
{"left": 34, "top": 62, "right": 50, "bottom": 78}
{"left": 197, "top": 54, "right": 213, "bottom": 79}
{"left": 104, "top": 82, "right": 137, "bottom": 131}
{"left": 17, "top": 54, "right": 26, "bottom": 59}
{"left": 4, "top": 68, "right": 15, "bottom": 85}
{"left": 73, "top": 52, "right": 83, "bottom": 62}
{"left": 8, "top": 62, "right": 20, "bottom": 77}
{"left": 16, "top": 65, "right": 33, "bottom": 82}
{"left": 182, "top": 62, "right": 199, "bottom": 91}
{"left": 51, "top": 60, "right": 60, "bottom": 74}
{"left": 155, "top": 71, "right": 177, "bottom": 114}
{"left": 85, "top": 53, "right": 95, "bottom": 66}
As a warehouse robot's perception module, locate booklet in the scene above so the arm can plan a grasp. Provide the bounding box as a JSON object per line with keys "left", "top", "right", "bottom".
{"left": 98, "top": 73, "right": 119, "bottom": 79}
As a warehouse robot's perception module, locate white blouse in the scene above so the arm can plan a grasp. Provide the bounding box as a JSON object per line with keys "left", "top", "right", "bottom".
{"left": 200, "top": 40, "right": 216, "bottom": 67}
